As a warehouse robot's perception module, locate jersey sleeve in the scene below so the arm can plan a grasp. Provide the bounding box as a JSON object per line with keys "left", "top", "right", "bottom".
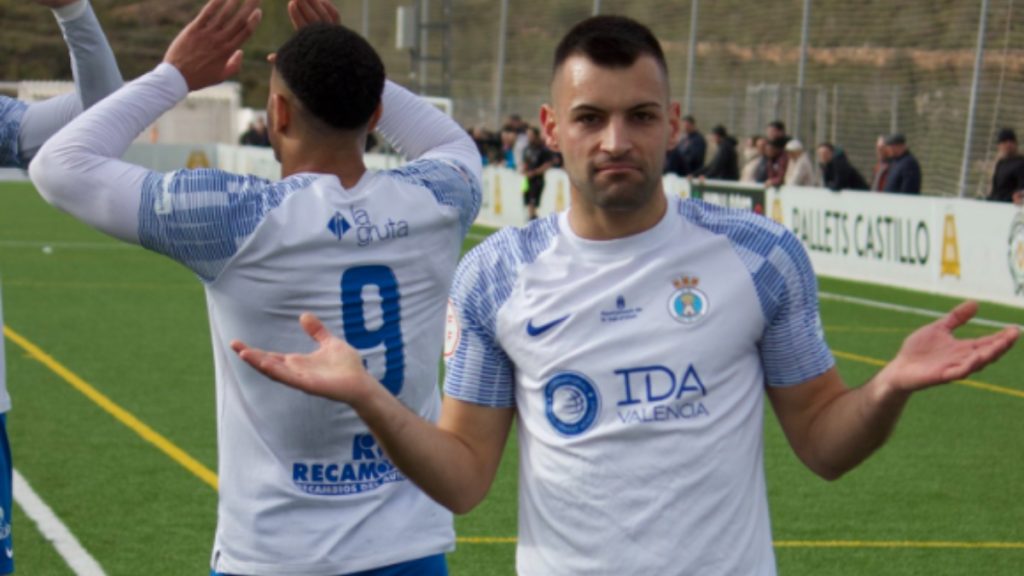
{"left": 137, "top": 169, "right": 315, "bottom": 282}
{"left": 443, "top": 238, "right": 517, "bottom": 408}
{"left": 757, "top": 230, "right": 835, "bottom": 386}
{"left": 375, "top": 81, "right": 482, "bottom": 236}
{"left": 0, "top": 97, "right": 28, "bottom": 168}
{"left": 386, "top": 159, "right": 482, "bottom": 237}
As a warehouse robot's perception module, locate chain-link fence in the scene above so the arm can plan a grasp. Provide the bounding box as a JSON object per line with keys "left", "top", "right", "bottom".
{"left": 336, "top": 0, "right": 1024, "bottom": 199}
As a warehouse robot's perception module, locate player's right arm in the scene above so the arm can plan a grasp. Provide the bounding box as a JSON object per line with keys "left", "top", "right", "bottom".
{"left": 4, "top": 0, "right": 123, "bottom": 168}
{"left": 233, "top": 313, "right": 515, "bottom": 513}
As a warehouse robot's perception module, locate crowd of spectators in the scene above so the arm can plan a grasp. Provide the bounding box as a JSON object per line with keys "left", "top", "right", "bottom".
{"left": 463, "top": 112, "right": 1022, "bottom": 207}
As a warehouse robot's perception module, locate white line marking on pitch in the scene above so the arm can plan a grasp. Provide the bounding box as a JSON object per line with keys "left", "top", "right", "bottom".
{"left": 13, "top": 469, "right": 106, "bottom": 576}
{"left": 0, "top": 241, "right": 135, "bottom": 251}
{"left": 819, "top": 291, "right": 1019, "bottom": 329}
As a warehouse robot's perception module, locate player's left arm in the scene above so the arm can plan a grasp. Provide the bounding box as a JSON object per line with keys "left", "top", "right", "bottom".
{"left": 17, "top": 0, "right": 123, "bottom": 165}
{"left": 30, "top": 0, "right": 262, "bottom": 245}
{"left": 766, "top": 269, "right": 1018, "bottom": 480}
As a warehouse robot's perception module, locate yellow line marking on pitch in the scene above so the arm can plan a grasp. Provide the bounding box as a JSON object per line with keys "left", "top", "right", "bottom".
{"left": 456, "top": 538, "right": 1024, "bottom": 549}
{"left": 3, "top": 325, "right": 219, "bottom": 491}
{"left": 774, "top": 541, "right": 1024, "bottom": 549}
{"left": 832, "top": 350, "right": 1024, "bottom": 400}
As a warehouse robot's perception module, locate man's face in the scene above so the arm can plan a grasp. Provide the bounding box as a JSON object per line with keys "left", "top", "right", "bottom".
{"left": 998, "top": 140, "right": 1017, "bottom": 157}
{"left": 817, "top": 146, "right": 833, "bottom": 165}
{"left": 766, "top": 125, "right": 782, "bottom": 141}
{"left": 541, "top": 54, "right": 681, "bottom": 213}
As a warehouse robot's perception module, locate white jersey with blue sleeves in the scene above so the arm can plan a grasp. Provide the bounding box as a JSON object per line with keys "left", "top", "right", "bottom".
{"left": 444, "top": 194, "right": 833, "bottom": 576}
{"left": 30, "top": 61, "right": 481, "bottom": 575}
{"left": 0, "top": 98, "right": 28, "bottom": 169}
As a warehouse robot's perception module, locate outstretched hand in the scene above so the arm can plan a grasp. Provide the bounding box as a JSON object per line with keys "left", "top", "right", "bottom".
{"left": 880, "top": 301, "right": 1019, "bottom": 393}
{"left": 231, "top": 313, "right": 376, "bottom": 405}
{"left": 163, "top": 0, "right": 262, "bottom": 91}
{"left": 288, "top": 0, "right": 340, "bottom": 30}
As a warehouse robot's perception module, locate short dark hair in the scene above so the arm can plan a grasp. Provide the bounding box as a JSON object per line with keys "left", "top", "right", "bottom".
{"left": 683, "top": 115, "right": 697, "bottom": 124}
{"left": 274, "top": 23, "right": 385, "bottom": 131}
{"left": 553, "top": 16, "right": 667, "bottom": 78}
{"left": 818, "top": 142, "right": 834, "bottom": 151}
{"left": 768, "top": 120, "right": 786, "bottom": 133}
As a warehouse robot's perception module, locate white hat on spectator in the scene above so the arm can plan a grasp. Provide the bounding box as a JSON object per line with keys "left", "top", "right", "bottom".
{"left": 784, "top": 139, "right": 804, "bottom": 152}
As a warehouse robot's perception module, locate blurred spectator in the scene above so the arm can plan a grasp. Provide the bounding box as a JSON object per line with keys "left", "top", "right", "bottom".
{"left": 764, "top": 137, "right": 789, "bottom": 187}
{"left": 470, "top": 125, "right": 500, "bottom": 166}
{"left": 521, "top": 126, "right": 557, "bottom": 221}
{"left": 694, "top": 125, "right": 738, "bottom": 180}
{"left": 500, "top": 124, "right": 526, "bottom": 169}
{"left": 989, "top": 128, "right": 1024, "bottom": 204}
{"left": 817, "top": 142, "right": 868, "bottom": 191}
{"left": 784, "top": 139, "right": 815, "bottom": 186}
{"left": 766, "top": 120, "right": 788, "bottom": 144}
{"left": 870, "top": 135, "right": 890, "bottom": 191}
{"left": 665, "top": 114, "right": 706, "bottom": 176}
{"left": 239, "top": 116, "right": 270, "bottom": 147}
{"left": 882, "top": 133, "right": 921, "bottom": 194}
{"left": 740, "top": 135, "right": 765, "bottom": 183}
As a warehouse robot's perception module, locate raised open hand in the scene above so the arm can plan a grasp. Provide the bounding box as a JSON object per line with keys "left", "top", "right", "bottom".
{"left": 879, "top": 301, "right": 1019, "bottom": 392}
{"left": 163, "top": 0, "right": 262, "bottom": 91}
{"left": 288, "top": 0, "right": 340, "bottom": 30}
{"left": 231, "top": 313, "right": 376, "bottom": 405}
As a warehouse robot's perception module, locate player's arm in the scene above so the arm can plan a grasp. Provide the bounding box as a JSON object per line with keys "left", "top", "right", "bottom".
{"left": 17, "top": 0, "right": 123, "bottom": 165}
{"left": 233, "top": 313, "right": 515, "bottom": 513}
{"left": 767, "top": 301, "right": 1017, "bottom": 480}
{"left": 30, "top": 0, "right": 262, "bottom": 243}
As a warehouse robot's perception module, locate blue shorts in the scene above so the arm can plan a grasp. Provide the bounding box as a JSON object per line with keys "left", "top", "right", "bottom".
{"left": 0, "top": 415, "right": 12, "bottom": 575}
{"left": 212, "top": 553, "right": 447, "bottom": 576}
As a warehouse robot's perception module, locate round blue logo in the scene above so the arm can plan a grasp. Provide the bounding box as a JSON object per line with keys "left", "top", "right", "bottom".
{"left": 544, "top": 372, "right": 601, "bottom": 436}
{"left": 668, "top": 287, "right": 710, "bottom": 324}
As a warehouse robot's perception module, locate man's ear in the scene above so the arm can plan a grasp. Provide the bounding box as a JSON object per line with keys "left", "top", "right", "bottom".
{"left": 666, "top": 101, "right": 683, "bottom": 150}
{"left": 270, "top": 93, "right": 291, "bottom": 135}
{"left": 540, "top": 104, "right": 559, "bottom": 152}
{"left": 365, "top": 102, "right": 383, "bottom": 133}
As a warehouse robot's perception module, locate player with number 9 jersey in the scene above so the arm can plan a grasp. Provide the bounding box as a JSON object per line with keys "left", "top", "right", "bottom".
{"left": 30, "top": 16, "right": 481, "bottom": 576}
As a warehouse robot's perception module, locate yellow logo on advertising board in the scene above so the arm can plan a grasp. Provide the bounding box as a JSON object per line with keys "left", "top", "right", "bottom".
{"left": 493, "top": 174, "right": 503, "bottom": 215}
{"left": 940, "top": 214, "right": 960, "bottom": 278}
{"left": 186, "top": 150, "right": 210, "bottom": 169}
{"left": 555, "top": 180, "right": 566, "bottom": 212}
{"left": 771, "top": 198, "right": 783, "bottom": 224}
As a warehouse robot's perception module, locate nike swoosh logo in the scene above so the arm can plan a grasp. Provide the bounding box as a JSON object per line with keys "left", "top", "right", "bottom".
{"left": 526, "top": 315, "right": 570, "bottom": 337}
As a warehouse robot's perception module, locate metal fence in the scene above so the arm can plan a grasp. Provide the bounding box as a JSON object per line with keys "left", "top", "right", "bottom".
{"left": 336, "top": 0, "right": 1024, "bottom": 198}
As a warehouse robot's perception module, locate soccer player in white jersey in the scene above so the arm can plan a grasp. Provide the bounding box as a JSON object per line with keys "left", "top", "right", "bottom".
{"left": 233, "top": 15, "right": 1018, "bottom": 576}
{"left": 0, "top": 1, "right": 121, "bottom": 571}
{"left": 30, "top": 0, "right": 480, "bottom": 573}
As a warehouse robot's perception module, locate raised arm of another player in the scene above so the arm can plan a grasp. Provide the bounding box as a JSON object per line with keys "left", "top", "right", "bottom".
{"left": 17, "top": 0, "right": 123, "bottom": 165}
{"left": 769, "top": 301, "right": 1017, "bottom": 481}
{"left": 30, "top": 0, "right": 262, "bottom": 244}
{"left": 232, "top": 313, "right": 515, "bottom": 514}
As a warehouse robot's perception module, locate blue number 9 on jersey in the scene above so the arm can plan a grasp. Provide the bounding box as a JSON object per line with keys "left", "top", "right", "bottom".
{"left": 341, "top": 266, "right": 405, "bottom": 395}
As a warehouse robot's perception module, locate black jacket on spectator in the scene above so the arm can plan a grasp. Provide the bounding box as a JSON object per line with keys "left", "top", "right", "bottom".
{"left": 695, "top": 136, "right": 738, "bottom": 180}
{"left": 990, "top": 154, "right": 1024, "bottom": 202}
{"left": 884, "top": 151, "right": 922, "bottom": 194}
{"left": 665, "top": 131, "right": 706, "bottom": 176}
{"left": 821, "top": 149, "right": 869, "bottom": 191}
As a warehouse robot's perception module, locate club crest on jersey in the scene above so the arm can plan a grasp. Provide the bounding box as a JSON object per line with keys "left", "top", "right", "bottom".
{"left": 544, "top": 372, "right": 601, "bottom": 436}
{"left": 667, "top": 276, "right": 709, "bottom": 324}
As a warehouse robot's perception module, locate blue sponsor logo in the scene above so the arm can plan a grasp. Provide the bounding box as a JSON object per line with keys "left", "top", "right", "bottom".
{"left": 327, "top": 211, "right": 351, "bottom": 240}
{"left": 292, "top": 434, "right": 405, "bottom": 496}
{"left": 526, "top": 314, "right": 570, "bottom": 337}
{"left": 544, "top": 372, "right": 600, "bottom": 436}
{"left": 328, "top": 207, "right": 410, "bottom": 247}
{"left": 614, "top": 364, "right": 710, "bottom": 424}
{"left": 600, "top": 294, "right": 642, "bottom": 323}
